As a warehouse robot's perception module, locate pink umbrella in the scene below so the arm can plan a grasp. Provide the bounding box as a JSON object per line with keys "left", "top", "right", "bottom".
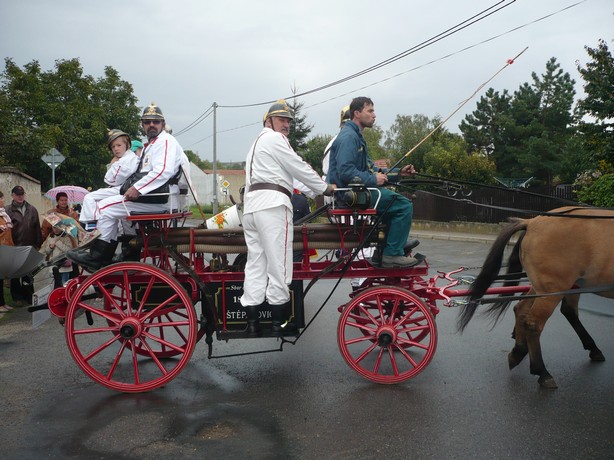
{"left": 45, "top": 185, "right": 90, "bottom": 204}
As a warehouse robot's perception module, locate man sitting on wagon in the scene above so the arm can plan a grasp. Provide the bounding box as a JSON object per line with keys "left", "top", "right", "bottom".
{"left": 68, "top": 103, "right": 190, "bottom": 271}
{"left": 327, "top": 96, "right": 419, "bottom": 268}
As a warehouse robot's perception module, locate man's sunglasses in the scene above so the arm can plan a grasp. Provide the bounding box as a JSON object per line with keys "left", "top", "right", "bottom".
{"left": 142, "top": 120, "right": 162, "bottom": 125}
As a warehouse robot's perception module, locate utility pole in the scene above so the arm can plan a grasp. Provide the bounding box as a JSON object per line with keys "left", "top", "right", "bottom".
{"left": 212, "top": 102, "right": 219, "bottom": 215}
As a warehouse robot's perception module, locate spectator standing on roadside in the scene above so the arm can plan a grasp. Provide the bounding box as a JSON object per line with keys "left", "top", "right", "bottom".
{"left": 0, "top": 190, "right": 15, "bottom": 313}
{"left": 6, "top": 185, "right": 42, "bottom": 305}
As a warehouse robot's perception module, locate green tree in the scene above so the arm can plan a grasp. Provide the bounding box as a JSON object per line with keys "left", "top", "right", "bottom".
{"left": 422, "top": 134, "right": 496, "bottom": 183}
{"left": 459, "top": 87, "right": 512, "bottom": 159}
{"left": 286, "top": 89, "right": 312, "bottom": 153}
{"left": 459, "top": 58, "right": 578, "bottom": 184}
{"left": 383, "top": 114, "right": 445, "bottom": 170}
{"left": 185, "top": 149, "right": 211, "bottom": 170}
{"left": 364, "top": 124, "right": 386, "bottom": 160}
{"left": 576, "top": 173, "right": 614, "bottom": 206}
{"left": 576, "top": 39, "right": 614, "bottom": 165}
{"left": 511, "top": 58, "right": 577, "bottom": 184}
{"left": 0, "top": 58, "right": 140, "bottom": 189}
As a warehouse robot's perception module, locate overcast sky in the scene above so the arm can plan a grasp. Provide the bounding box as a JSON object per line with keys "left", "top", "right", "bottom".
{"left": 1, "top": 0, "right": 612, "bottom": 163}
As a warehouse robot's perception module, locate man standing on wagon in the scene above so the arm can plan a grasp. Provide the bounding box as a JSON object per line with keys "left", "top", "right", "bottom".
{"left": 68, "top": 103, "right": 190, "bottom": 271}
{"left": 327, "top": 96, "right": 418, "bottom": 268}
{"left": 240, "top": 99, "right": 336, "bottom": 337}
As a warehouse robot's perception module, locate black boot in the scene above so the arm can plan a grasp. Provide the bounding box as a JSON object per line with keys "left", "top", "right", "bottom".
{"left": 68, "top": 239, "right": 118, "bottom": 272}
{"left": 244, "top": 304, "right": 262, "bottom": 337}
{"left": 271, "top": 301, "right": 297, "bottom": 337}
{"left": 112, "top": 236, "right": 141, "bottom": 263}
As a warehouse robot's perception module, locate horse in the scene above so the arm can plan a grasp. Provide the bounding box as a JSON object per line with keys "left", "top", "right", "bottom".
{"left": 457, "top": 206, "right": 614, "bottom": 389}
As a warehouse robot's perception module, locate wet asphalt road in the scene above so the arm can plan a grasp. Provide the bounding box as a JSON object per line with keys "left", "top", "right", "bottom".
{"left": 1, "top": 237, "right": 613, "bottom": 459}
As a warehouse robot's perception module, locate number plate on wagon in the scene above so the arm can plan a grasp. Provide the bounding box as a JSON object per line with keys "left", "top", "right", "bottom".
{"left": 209, "top": 280, "right": 305, "bottom": 331}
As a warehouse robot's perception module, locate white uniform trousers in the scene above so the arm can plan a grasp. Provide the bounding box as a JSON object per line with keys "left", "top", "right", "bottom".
{"left": 95, "top": 195, "right": 170, "bottom": 243}
{"left": 80, "top": 187, "right": 120, "bottom": 222}
{"left": 240, "top": 205, "right": 292, "bottom": 306}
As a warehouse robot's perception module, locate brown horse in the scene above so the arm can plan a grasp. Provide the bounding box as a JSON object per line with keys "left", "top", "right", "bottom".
{"left": 457, "top": 206, "right": 614, "bottom": 388}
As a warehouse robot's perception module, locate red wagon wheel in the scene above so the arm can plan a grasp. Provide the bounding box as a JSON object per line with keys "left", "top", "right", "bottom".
{"left": 337, "top": 286, "right": 437, "bottom": 384}
{"left": 64, "top": 262, "right": 197, "bottom": 393}
{"left": 352, "top": 292, "right": 432, "bottom": 346}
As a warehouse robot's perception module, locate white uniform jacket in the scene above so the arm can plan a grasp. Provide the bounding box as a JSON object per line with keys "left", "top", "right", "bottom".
{"left": 134, "top": 131, "right": 185, "bottom": 196}
{"left": 244, "top": 127, "right": 328, "bottom": 215}
{"left": 104, "top": 150, "right": 139, "bottom": 186}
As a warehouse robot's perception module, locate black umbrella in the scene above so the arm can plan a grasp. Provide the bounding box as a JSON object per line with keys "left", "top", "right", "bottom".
{"left": 0, "top": 245, "right": 45, "bottom": 279}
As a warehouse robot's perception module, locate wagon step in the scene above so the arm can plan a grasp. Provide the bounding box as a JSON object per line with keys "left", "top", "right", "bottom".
{"left": 216, "top": 325, "right": 301, "bottom": 341}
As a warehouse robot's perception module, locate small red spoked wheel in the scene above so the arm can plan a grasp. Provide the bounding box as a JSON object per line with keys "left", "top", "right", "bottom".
{"left": 337, "top": 286, "right": 437, "bottom": 384}
{"left": 353, "top": 295, "right": 432, "bottom": 346}
{"left": 65, "top": 262, "right": 197, "bottom": 392}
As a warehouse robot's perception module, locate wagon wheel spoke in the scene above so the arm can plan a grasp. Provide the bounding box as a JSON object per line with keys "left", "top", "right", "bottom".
{"left": 338, "top": 286, "right": 437, "bottom": 384}
{"left": 65, "top": 263, "right": 197, "bottom": 393}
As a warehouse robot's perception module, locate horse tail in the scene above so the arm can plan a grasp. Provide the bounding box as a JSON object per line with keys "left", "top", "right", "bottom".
{"left": 481, "top": 231, "right": 526, "bottom": 323}
{"left": 457, "top": 218, "right": 528, "bottom": 332}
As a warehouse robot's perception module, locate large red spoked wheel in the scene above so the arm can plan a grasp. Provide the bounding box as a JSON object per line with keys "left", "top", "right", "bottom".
{"left": 337, "top": 286, "right": 437, "bottom": 384}
{"left": 64, "top": 262, "right": 197, "bottom": 393}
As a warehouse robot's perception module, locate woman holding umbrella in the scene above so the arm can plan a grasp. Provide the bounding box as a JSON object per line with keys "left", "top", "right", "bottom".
{"left": 0, "top": 191, "right": 15, "bottom": 313}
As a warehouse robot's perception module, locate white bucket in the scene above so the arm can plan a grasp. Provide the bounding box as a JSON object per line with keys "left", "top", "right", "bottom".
{"left": 206, "top": 204, "right": 243, "bottom": 229}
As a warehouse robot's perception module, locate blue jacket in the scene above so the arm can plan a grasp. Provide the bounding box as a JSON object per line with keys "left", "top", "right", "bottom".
{"left": 327, "top": 121, "right": 376, "bottom": 188}
{"left": 327, "top": 121, "right": 401, "bottom": 188}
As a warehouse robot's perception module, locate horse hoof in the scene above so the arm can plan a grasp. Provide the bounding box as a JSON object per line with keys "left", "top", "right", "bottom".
{"left": 508, "top": 352, "right": 522, "bottom": 370}
{"left": 589, "top": 350, "right": 605, "bottom": 362}
{"left": 538, "top": 376, "right": 558, "bottom": 389}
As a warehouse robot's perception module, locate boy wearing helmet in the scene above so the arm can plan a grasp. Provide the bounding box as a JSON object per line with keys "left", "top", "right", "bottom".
{"left": 80, "top": 129, "right": 139, "bottom": 225}
{"left": 240, "top": 99, "right": 335, "bottom": 337}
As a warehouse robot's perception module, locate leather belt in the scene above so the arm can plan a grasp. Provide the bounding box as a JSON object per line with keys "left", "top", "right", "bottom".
{"left": 249, "top": 183, "right": 292, "bottom": 200}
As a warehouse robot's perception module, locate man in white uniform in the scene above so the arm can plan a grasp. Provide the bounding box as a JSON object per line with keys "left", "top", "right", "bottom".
{"left": 241, "top": 99, "right": 335, "bottom": 336}
{"left": 68, "top": 103, "right": 189, "bottom": 270}
{"left": 322, "top": 105, "right": 351, "bottom": 180}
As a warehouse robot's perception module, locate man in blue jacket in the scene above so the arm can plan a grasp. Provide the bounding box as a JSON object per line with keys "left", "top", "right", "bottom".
{"left": 327, "top": 96, "right": 418, "bottom": 267}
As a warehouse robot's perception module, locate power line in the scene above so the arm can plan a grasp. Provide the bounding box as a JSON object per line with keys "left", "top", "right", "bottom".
{"left": 177, "top": 0, "right": 515, "bottom": 140}
{"left": 217, "top": 0, "right": 517, "bottom": 109}
{"left": 183, "top": 0, "right": 587, "bottom": 149}
{"left": 173, "top": 103, "right": 215, "bottom": 137}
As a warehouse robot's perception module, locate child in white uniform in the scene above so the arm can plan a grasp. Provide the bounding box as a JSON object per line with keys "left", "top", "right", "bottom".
{"left": 80, "top": 129, "right": 139, "bottom": 227}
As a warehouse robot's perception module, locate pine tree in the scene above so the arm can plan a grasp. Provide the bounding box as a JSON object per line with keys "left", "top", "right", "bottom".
{"left": 459, "top": 58, "right": 577, "bottom": 184}
{"left": 577, "top": 39, "right": 614, "bottom": 164}
{"left": 286, "top": 88, "right": 313, "bottom": 153}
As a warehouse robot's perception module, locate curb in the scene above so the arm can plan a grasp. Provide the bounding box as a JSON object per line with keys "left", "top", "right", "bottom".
{"left": 411, "top": 231, "right": 497, "bottom": 244}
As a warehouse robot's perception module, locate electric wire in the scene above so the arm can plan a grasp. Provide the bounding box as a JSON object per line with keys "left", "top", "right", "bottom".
{"left": 218, "top": 0, "right": 517, "bottom": 109}
{"left": 173, "top": 103, "right": 215, "bottom": 137}
{"left": 176, "top": 0, "right": 515, "bottom": 139}
{"left": 177, "top": 0, "right": 587, "bottom": 147}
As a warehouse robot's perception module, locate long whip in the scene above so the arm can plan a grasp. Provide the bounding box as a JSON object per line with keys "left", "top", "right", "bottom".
{"left": 388, "top": 47, "right": 528, "bottom": 171}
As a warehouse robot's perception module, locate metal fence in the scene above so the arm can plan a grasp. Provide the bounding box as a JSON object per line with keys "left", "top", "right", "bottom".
{"left": 411, "top": 184, "right": 580, "bottom": 224}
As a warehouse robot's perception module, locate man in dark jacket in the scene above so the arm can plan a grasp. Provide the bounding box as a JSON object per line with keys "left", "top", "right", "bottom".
{"left": 6, "top": 185, "right": 42, "bottom": 304}
{"left": 327, "top": 97, "right": 418, "bottom": 268}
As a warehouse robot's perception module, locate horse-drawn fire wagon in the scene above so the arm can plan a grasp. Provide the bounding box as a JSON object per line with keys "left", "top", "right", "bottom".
{"left": 42, "top": 184, "right": 538, "bottom": 393}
